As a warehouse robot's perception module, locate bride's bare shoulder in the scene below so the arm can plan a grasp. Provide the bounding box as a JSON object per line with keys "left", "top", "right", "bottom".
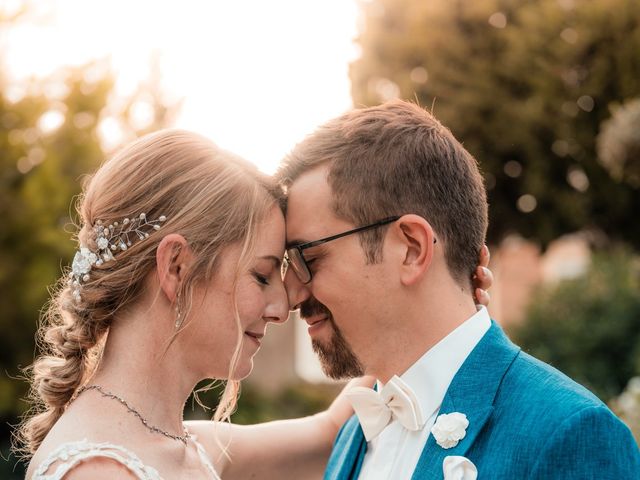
{"left": 26, "top": 417, "right": 91, "bottom": 474}
{"left": 25, "top": 405, "right": 139, "bottom": 479}
{"left": 28, "top": 453, "right": 139, "bottom": 480}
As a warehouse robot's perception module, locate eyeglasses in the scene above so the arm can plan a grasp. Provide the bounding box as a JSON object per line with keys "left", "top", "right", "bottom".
{"left": 282, "top": 216, "right": 401, "bottom": 284}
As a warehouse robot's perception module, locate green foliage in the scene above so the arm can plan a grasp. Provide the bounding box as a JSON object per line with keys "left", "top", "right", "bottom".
{"left": 183, "top": 381, "right": 338, "bottom": 425}
{"left": 232, "top": 383, "right": 338, "bottom": 424}
{"left": 597, "top": 97, "right": 640, "bottom": 188}
{"left": 511, "top": 251, "right": 640, "bottom": 401}
{"left": 611, "top": 377, "right": 640, "bottom": 444}
{"left": 351, "top": 0, "right": 640, "bottom": 248}
{"left": 0, "top": 70, "right": 112, "bottom": 417}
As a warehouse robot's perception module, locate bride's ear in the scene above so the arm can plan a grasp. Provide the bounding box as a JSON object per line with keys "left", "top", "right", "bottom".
{"left": 156, "top": 234, "right": 191, "bottom": 302}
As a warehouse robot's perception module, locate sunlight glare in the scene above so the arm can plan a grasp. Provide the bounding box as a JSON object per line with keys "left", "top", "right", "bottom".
{"left": 3, "top": 0, "right": 360, "bottom": 173}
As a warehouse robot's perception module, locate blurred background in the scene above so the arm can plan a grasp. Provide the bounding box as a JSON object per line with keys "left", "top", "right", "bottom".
{"left": 1, "top": 0, "right": 639, "bottom": 476}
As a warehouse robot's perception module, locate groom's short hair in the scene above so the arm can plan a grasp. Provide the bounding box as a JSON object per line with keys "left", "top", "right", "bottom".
{"left": 277, "top": 100, "right": 488, "bottom": 291}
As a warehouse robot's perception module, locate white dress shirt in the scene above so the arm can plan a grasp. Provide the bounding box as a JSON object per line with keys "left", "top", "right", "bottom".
{"left": 357, "top": 306, "right": 491, "bottom": 480}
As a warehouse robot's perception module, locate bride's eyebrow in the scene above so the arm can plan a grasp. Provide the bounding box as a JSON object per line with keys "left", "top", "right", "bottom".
{"left": 259, "top": 255, "right": 282, "bottom": 269}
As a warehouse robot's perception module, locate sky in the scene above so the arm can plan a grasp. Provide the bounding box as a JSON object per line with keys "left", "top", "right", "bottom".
{"left": 1, "top": 0, "right": 361, "bottom": 173}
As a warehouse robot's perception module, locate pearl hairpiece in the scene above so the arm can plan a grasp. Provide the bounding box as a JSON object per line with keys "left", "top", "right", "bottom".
{"left": 69, "top": 213, "right": 167, "bottom": 302}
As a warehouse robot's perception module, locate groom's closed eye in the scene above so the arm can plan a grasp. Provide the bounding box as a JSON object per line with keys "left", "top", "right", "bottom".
{"left": 304, "top": 250, "right": 326, "bottom": 270}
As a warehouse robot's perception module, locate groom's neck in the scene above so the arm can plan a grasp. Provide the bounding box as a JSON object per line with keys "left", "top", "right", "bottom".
{"left": 363, "top": 280, "right": 478, "bottom": 384}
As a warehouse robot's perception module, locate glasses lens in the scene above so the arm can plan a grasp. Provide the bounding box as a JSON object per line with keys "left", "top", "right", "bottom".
{"left": 280, "top": 254, "right": 289, "bottom": 280}
{"left": 287, "top": 248, "right": 311, "bottom": 284}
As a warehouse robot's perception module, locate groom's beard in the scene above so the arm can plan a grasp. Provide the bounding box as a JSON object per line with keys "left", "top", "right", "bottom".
{"left": 300, "top": 297, "right": 364, "bottom": 379}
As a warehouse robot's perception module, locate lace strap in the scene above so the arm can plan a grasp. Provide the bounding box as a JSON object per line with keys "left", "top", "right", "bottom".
{"left": 190, "top": 435, "right": 222, "bottom": 480}
{"left": 32, "top": 440, "right": 162, "bottom": 480}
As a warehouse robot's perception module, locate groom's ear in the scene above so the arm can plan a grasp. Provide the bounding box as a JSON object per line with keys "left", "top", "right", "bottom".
{"left": 156, "top": 234, "right": 192, "bottom": 302}
{"left": 394, "top": 214, "right": 436, "bottom": 287}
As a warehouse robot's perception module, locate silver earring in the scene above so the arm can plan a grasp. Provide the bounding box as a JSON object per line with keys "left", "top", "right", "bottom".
{"left": 174, "top": 293, "right": 183, "bottom": 329}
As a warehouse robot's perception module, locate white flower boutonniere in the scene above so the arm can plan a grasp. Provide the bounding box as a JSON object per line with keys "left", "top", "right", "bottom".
{"left": 443, "top": 455, "right": 477, "bottom": 480}
{"left": 431, "top": 412, "right": 469, "bottom": 449}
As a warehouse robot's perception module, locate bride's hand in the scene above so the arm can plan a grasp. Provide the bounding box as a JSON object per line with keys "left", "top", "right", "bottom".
{"left": 325, "top": 376, "right": 376, "bottom": 435}
{"left": 473, "top": 245, "right": 493, "bottom": 307}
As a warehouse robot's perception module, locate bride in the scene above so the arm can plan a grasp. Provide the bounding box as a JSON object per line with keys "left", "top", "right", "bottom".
{"left": 18, "top": 129, "right": 492, "bottom": 479}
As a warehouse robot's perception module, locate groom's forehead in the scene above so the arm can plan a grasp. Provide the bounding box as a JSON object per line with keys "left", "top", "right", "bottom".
{"left": 284, "top": 167, "right": 337, "bottom": 242}
{"left": 286, "top": 167, "right": 333, "bottom": 213}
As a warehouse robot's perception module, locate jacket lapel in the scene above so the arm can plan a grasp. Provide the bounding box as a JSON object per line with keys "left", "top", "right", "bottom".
{"left": 324, "top": 416, "right": 368, "bottom": 480}
{"left": 411, "top": 321, "right": 520, "bottom": 480}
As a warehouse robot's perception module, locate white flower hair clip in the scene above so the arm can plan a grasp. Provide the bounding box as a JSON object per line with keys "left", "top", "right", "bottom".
{"left": 69, "top": 213, "right": 167, "bottom": 302}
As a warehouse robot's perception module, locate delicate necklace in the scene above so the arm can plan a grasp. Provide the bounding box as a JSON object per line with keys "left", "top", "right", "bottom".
{"left": 74, "top": 384, "right": 191, "bottom": 445}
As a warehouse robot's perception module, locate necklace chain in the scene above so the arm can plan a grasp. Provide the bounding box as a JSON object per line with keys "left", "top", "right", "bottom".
{"left": 73, "top": 384, "right": 191, "bottom": 445}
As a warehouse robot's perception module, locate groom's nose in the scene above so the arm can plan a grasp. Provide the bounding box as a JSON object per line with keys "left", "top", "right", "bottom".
{"left": 283, "top": 266, "right": 311, "bottom": 311}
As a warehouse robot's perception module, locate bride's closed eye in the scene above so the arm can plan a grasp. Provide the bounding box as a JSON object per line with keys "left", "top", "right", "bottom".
{"left": 251, "top": 270, "right": 270, "bottom": 286}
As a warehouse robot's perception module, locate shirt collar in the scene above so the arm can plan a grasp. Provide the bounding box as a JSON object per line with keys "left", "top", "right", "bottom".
{"left": 378, "top": 306, "right": 492, "bottom": 422}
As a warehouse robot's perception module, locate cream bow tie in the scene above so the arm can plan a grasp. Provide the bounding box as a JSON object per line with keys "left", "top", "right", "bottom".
{"left": 346, "top": 375, "right": 425, "bottom": 441}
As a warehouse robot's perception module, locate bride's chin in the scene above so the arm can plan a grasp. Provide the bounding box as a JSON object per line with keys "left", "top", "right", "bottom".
{"left": 229, "top": 359, "right": 254, "bottom": 381}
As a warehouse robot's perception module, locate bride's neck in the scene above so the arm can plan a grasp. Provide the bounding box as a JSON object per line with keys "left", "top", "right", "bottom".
{"left": 89, "top": 305, "right": 197, "bottom": 436}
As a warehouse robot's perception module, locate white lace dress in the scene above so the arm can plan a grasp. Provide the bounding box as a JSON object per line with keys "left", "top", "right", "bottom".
{"left": 32, "top": 436, "right": 221, "bottom": 479}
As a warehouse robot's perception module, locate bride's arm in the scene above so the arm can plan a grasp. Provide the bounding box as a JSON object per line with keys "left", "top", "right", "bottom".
{"left": 187, "top": 376, "right": 374, "bottom": 480}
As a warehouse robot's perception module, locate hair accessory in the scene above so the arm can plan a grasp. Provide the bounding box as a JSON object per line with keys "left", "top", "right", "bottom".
{"left": 69, "top": 213, "right": 167, "bottom": 302}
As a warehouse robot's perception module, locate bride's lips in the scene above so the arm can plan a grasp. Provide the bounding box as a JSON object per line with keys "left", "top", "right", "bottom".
{"left": 244, "top": 330, "right": 264, "bottom": 347}
{"left": 305, "top": 315, "right": 329, "bottom": 335}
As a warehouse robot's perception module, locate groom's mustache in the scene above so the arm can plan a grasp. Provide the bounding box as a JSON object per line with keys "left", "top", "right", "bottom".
{"left": 300, "top": 297, "right": 332, "bottom": 321}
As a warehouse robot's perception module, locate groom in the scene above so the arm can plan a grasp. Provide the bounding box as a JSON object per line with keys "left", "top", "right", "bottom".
{"left": 277, "top": 100, "right": 639, "bottom": 478}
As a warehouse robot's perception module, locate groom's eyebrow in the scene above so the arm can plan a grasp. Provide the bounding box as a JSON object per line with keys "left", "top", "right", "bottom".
{"left": 286, "top": 239, "right": 308, "bottom": 249}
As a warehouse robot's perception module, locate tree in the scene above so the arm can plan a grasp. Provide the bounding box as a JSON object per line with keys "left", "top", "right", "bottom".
{"left": 511, "top": 251, "right": 640, "bottom": 401}
{"left": 597, "top": 97, "right": 640, "bottom": 188}
{"left": 351, "top": 0, "right": 640, "bottom": 248}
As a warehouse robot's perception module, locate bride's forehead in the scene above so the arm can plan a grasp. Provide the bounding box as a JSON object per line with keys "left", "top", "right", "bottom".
{"left": 255, "top": 210, "right": 286, "bottom": 249}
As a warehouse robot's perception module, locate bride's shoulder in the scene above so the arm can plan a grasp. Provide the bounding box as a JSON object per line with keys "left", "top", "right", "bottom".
{"left": 27, "top": 439, "right": 158, "bottom": 480}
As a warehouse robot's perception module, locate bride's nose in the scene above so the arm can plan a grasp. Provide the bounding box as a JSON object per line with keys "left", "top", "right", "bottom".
{"left": 264, "top": 282, "right": 289, "bottom": 324}
{"left": 283, "top": 267, "right": 311, "bottom": 311}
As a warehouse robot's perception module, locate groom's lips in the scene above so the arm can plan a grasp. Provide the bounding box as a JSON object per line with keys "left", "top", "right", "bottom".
{"left": 305, "top": 315, "right": 329, "bottom": 335}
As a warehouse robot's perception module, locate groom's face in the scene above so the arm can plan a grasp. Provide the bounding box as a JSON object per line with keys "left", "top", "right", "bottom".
{"left": 284, "top": 164, "right": 389, "bottom": 379}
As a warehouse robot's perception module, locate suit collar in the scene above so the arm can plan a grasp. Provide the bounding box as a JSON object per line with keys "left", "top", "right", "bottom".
{"left": 324, "top": 416, "right": 367, "bottom": 480}
{"left": 399, "top": 306, "right": 492, "bottom": 426}
{"left": 411, "top": 321, "right": 520, "bottom": 480}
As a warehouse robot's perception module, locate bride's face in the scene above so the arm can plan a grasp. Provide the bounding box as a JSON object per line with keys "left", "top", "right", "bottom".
{"left": 185, "top": 207, "right": 289, "bottom": 380}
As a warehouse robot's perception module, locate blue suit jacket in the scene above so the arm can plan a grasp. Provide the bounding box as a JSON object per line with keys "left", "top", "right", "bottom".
{"left": 325, "top": 321, "right": 640, "bottom": 479}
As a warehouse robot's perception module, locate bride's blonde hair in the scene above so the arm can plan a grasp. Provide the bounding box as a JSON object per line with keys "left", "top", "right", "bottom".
{"left": 15, "top": 129, "right": 281, "bottom": 456}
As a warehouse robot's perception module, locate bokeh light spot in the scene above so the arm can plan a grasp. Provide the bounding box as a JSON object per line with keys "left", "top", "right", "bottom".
{"left": 504, "top": 160, "right": 523, "bottom": 178}
{"left": 517, "top": 194, "right": 537, "bottom": 213}
{"left": 488, "top": 12, "right": 507, "bottom": 29}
